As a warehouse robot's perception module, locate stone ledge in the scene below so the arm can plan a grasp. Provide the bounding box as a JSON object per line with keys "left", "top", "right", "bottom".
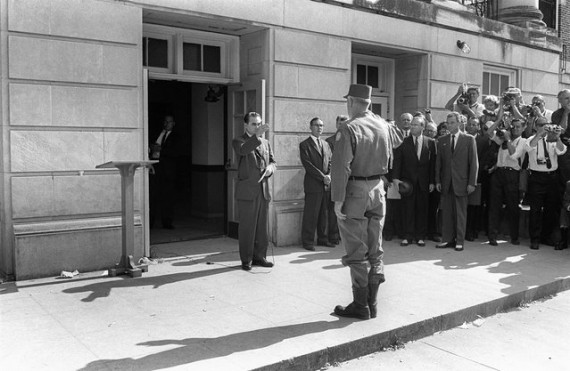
{"left": 13, "top": 216, "right": 143, "bottom": 236}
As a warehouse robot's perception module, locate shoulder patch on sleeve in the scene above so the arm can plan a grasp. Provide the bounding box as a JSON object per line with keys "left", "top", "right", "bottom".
{"left": 335, "top": 132, "right": 342, "bottom": 142}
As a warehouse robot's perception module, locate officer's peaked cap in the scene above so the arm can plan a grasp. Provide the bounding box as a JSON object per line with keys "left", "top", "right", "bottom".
{"left": 343, "top": 84, "right": 372, "bottom": 101}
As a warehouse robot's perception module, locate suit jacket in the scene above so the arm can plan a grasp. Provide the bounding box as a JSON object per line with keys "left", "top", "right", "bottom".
{"left": 393, "top": 135, "right": 435, "bottom": 193}
{"left": 436, "top": 132, "right": 478, "bottom": 197}
{"left": 474, "top": 133, "right": 494, "bottom": 181}
{"left": 232, "top": 133, "right": 276, "bottom": 201}
{"left": 300, "top": 137, "right": 332, "bottom": 193}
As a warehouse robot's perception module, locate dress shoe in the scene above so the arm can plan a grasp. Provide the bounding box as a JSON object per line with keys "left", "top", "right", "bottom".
{"left": 317, "top": 241, "right": 335, "bottom": 248}
{"left": 241, "top": 263, "right": 252, "bottom": 271}
{"left": 303, "top": 245, "right": 315, "bottom": 251}
{"left": 554, "top": 242, "right": 565, "bottom": 251}
{"left": 454, "top": 245, "right": 464, "bottom": 252}
{"left": 252, "top": 258, "right": 274, "bottom": 268}
{"left": 436, "top": 242, "right": 455, "bottom": 249}
{"left": 384, "top": 235, "right": 393, "bottom": 242}
{"left": 488, "top": 239, "right": 498, "bottom": 246}
{"left": 400, "top": 239, "right": 409, "bottom": 247}
{"left": 530, "top": 243, "right": 539, "bottom": 250}
{"left": 417, "top": 239, "right": 425, "bottom": 247}
{"left": 511, "top": 239, "right": 520, "bottom": 246}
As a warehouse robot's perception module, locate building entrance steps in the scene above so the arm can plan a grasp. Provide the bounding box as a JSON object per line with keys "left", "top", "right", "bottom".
{"left": 1, "top": 237, "right": 569, "bottom": 370}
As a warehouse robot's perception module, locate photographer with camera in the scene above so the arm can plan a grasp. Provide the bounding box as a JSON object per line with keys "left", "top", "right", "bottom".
{"left": 500, "top": 87, "right": 527, "bottom": 123}
{"left": 511, "top": 117, "right": 566, "bottom": 250}
{"left": 485, "top": 118, "right": 526, "bottom": 246}
{"left": 445, "top": 83, "right": 484, "bottom": 119}
{"left": 523, "top": 95, "right": 553, "bottom": 138}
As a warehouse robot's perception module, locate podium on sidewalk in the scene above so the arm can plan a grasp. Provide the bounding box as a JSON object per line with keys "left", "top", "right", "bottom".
{"left": 96, "top": 161, "right": 157, "bottom": 278}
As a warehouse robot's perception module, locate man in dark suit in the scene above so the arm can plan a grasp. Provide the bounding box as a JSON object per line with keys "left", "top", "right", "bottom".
{"left": 435, "top": 112, "right": 479, "bottom": 252}
{"left": 300, "top": 117, "right": 334, "bottom": 250}
{"left": 325, "top": 115, "right": 348, "bottom": 245}
{"left": 392, "top": 115, "right": 436, "bottom": 247}
{"left": 232, "top": 112, "right": 277, "bottom": 271}
{"left": 149, "top": 114, "right": 179, "bottom": 229}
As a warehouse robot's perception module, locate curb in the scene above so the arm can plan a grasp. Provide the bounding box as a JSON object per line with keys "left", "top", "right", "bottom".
{"left": 255, "top": 277, "right": 570, "bottom": 371}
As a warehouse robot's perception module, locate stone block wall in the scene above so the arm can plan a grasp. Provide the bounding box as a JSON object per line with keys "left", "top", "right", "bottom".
{"left": 1, "top": 0, "right": 143, "bottom": 279}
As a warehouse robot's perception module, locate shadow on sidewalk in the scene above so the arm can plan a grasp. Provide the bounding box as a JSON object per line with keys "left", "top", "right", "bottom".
{"left": 62, "top": 266, "right": 236, "bottom": 302}
{"left": 77, "top": 319, "right": 352, "bottom": 371}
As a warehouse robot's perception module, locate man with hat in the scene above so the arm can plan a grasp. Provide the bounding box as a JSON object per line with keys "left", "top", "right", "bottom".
{"left": 331, "top": 84, "right": 403, "bottom": 320}
{"left": 392, "top": 115, "right": 436, "bottom": 247}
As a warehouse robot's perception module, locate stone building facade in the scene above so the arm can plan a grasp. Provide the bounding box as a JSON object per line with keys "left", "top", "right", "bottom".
{"left": 0, "top": 0, "right": 566, "bottom": 279}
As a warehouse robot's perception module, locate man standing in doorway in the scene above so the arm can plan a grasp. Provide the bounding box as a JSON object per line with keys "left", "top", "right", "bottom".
{"left": 435, "top": 112, "right": 478, "bottom": 252}
{"left": 300, "top": 117, "right": 334, "bottom": 250}
{"left": 232, "top": 112, "right": 277, "bottom": 271}
{"left": 331, "top": 84, "right": 402, "bottom": 320}
{"left": 150, "top": 114, "right": 179, "bottom": 229}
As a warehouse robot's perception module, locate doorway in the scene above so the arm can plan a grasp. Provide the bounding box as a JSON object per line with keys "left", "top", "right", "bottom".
{"left": 148, "top": 80, "right": 226, "bottom": 244}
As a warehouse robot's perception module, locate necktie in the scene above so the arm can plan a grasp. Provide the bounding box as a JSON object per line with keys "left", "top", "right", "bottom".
{"left": 415, "top": 137, "right": 420, "bottom": 159}
{"left": 161, "top": 131, "right": 168, "bottom": 146}
{"left": 318, "top": 139, "right": 322, "bottom": 153}
{"left": 451, "top": 134, "right": 455, "bottom": 154}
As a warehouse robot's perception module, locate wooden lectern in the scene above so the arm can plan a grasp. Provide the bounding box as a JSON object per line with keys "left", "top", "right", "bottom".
{"left": 96, "top": 161, "right": 158, "bottom": 278}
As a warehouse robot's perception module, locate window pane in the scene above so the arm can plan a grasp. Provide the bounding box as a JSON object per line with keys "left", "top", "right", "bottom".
{"left": 367, "top": 66, "right": 379, "bottom": 88}
{"left": 147, "top": 38, "right": 168, "bottom": 68}
{"left": 246, "top": 90, "right": 257, "bottom": 113}
{"left": 371, "top": 103, "right": 382, "bottom": 116}
{"left": 356, "top": 64, "right": 366, "bottom": 85}
{"left": 482, "top": 72, "right": 489, "bottom": 95}
{"left": 142, "top": 37, "right": 147, "bottom": 66}
{"left": 234, "top": 91, "right": 244, "bottom": 115}
{"left": 490, "top": 73, "right": 499, "bottom": 96}
{"left": 183, "top": 43, "right": 201, "bottom": 71}
{"left": 500, "top": 75, "right": 509, "bottom": 94}
{"left": 204, "top": 45, "right": 221, "bottom": 73}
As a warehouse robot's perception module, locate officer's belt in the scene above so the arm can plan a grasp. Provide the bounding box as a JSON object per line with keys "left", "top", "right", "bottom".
{"left": 348, "top": 174, "right": 383, "bottom": 181}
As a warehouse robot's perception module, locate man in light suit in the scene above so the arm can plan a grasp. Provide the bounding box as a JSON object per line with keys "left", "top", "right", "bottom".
{"left": 392, "top": 115, "right": 436, "bottom": 247}
{"left": 435, "top": 112, "right": 478, "bottom": 252}
{"left": 232, "top": 112, "right": 277, "bottom": 271}
{"left": 300, "top": 117, "right": 334, "bottom": 250}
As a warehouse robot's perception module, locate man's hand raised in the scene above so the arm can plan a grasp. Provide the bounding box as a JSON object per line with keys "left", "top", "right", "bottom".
{"left": 255, "top": 123, "right": 270, "bottom": 137}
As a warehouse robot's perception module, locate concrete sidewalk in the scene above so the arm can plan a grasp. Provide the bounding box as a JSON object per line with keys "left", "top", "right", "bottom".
{"left": 1, "top": 237, "right": 570, "bottom": 371}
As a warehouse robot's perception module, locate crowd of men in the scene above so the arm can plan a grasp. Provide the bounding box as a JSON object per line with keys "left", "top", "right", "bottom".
{"left": 299, "top": 83, "right": 570, "bottom": 253}
{"left": 232, "top": 83, "right": 570, "bottom": 320}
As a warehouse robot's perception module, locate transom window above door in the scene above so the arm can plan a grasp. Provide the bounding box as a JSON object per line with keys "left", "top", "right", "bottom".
{"left": 143, "top": 24, "right": 239, "bottom": 83}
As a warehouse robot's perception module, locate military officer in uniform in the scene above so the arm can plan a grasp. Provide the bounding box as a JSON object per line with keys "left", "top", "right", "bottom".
{"left": 331, "top": 84, "right": 402, "bottom": 320}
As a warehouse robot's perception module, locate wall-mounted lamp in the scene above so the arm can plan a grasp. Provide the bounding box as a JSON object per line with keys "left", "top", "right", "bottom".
{"left": 457, "top": 40, "right": 471, "bottom": 54}
{"left": 205, "top": 85, "right": 224, "bottom": 103}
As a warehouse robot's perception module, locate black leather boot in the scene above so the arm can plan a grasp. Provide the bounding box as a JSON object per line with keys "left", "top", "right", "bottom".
{"left": 368, "top": 283, "right": 380, "bottom": 318}
{"left": 334, "top": 288, "right": 370, "bottom": 320}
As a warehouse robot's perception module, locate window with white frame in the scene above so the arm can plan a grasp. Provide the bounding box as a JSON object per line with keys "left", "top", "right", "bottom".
{"left": 482, "top": 65, "right": 517, "bottom": 97}
{"left": 143, "top": 24, "right": 239, "bottom": 83}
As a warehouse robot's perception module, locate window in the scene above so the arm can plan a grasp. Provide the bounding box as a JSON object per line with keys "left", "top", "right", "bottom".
{"left": 482, "top": 66, "right": 517, "bottom": 97}
{"left": 143, "top": 24, "right": 238, "bottom": 83}
{"left": 539, "top": 0, "right": 557, "bottom": 30}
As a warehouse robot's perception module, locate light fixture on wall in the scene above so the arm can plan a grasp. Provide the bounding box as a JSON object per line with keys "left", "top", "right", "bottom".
{"left": 457, "top": 40, "right": 471, "bottom": 54}
{"left": 205, "top": 85, "right": 224, "bottom": 103}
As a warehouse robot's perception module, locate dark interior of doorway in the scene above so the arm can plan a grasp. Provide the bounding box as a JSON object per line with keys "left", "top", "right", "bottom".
{"left": 148, "top": 80, "right": 225, "bottom": 245}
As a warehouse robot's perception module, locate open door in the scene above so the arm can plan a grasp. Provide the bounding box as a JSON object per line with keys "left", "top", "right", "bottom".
{"left": 226, "top": 79, "right": 266, "bottom": 237}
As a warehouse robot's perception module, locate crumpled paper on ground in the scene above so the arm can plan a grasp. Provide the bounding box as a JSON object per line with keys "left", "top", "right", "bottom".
{"left": 459, "top": 315, "right": 486, "bottom": 329}
{"left": 60, "top": 270, "right": 79, "bottom": 278}
{"left": 138, "top": 257, "right": 158, "bottom": 265}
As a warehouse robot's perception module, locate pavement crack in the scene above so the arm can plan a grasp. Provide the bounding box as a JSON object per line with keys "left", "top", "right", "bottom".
{"left": 421, "top": 341, "right": 501, "bottom": 370}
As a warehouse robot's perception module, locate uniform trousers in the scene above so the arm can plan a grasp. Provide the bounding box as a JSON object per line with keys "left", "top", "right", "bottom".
{"left": 237, "top": 191, "right": 269, "bottom": 264}
{"left": 441, "top": 184, "right": 468, "bottom": 245}
{"left": 301, "top": 191, "right": 328, "bottom": 246}
{"left": 527, "top": 171, "right": 560, "bottom": 243}
{"left": 488, "top": 168, "right": 520, "bottom": 241}
{"left": 337, "top": 179, "right": 385, "bottom": 289}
